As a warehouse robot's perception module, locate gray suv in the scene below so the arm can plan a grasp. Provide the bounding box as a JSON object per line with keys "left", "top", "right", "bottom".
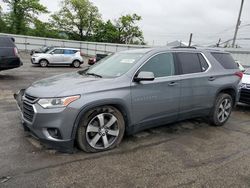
{"left": 15, "top": 47, "right": 242, "bottom": 153}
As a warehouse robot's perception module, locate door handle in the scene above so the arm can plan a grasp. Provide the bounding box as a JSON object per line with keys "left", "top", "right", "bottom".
{"left": 208, "top": 77, "right": 216, "bottom": 81}
{"left": 168, "top": 82, "right": 178, "bottom": 86}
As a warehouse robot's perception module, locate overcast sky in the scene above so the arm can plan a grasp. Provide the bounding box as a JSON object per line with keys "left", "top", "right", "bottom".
{"left": 2, "top": 0, "right": 250, "bottom": 47}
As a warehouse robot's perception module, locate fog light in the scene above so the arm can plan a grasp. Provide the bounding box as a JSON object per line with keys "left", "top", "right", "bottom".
{"left": 47, "top": 128, "right": 62, "bottom": 139}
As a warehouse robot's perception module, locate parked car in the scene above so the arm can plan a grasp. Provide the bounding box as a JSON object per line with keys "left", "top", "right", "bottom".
{"left": 235, "top": 60, "right": 245, "bottom": 72}
{"left": 88, "top": 53, "right": 109, "bottom": 65}
{"left": 30, "top": 46, "right": 55, "bottom": 56}
{"left": 239, "top": 68, "right": 250, "bottom": 105}
{"left": 15, "top": 47, "right": 242, "bottom": 153}
{"left": 0, "top": 36, "right": 23, "bottom": 71}
{"left": 31, "top": 48, "right": 84, "bottom": 68}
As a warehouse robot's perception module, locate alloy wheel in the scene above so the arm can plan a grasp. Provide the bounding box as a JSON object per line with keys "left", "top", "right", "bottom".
{"left": 86, "top": 113, "right": 119, "bottom": 149}
{"left": 217, "top": 98, "right": 232, "bottom": 123}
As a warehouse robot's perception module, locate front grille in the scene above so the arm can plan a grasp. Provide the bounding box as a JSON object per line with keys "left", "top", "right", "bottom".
{"left": 240, "top": 89, "right": 250, "bottom": 104}
{"left": 24, "top": 94, "right": 38, "bottom": 102}
{"left": 23, "top": 101, "right": 35, "bottom": 122}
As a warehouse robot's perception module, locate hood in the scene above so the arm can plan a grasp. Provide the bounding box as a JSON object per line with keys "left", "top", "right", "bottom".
{"left": 242, "top": 73, "right": 250, "bottom": 84}
{"left": 25, "top": 71, "right": 114, "bottom": 98}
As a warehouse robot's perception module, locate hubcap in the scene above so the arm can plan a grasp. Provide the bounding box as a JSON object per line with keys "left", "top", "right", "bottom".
{"left": 40, "top": 61, "right": 47, "bottom": 67}
{"left": 86, "top": 113, "right": 119, "bottom": 149}
{"left": 217, "top": 98, "right": 231, "bottom": 123}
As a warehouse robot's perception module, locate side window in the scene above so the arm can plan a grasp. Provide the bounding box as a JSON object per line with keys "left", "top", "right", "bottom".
{"left": 198, "top": 54, "right": 209, "bottom": 72}
{"left": 211, "top": 52, "right": 238, "bottom": 69}
{"left": 176, "top": 53, "right": 201, "bottom": 74}
{"left": 52, "top": 49, "right": 64, "bottom": 54}
{"left": 140, "top": 53, "right": 175, "bottom": 78}
{"left": 64, "top": 50, "right": 75, "bottom": 54}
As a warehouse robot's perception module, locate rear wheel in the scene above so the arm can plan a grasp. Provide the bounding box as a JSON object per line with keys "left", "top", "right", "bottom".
{"left": 72, "top": 60, "right": 81, "bottom": 68}
{"left": 39, "top": 59, "right": 48, "bottom": 67}
{"left": 209, "top": 93, "right": 233, "bottom": 126}
{"left": 76, "top": 106, "right": 125, "bottom": 152}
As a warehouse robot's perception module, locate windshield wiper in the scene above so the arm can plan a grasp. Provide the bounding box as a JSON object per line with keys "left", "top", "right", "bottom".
{"left": 86, "top": 72, "right": 102, "bottom": 78}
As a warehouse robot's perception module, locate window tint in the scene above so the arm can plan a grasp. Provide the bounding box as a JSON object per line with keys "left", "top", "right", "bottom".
{"left": 0, "top": 37, "right": 15, "bottom": 47}
{"left": 198, "top": 54, "right": 209, "bottom": 72}
{"left": 140, "top": 53, "right": 175, "bottom": 78}
{"left": 52, "top": 49, "right": 64, "bottom": 54}
{"left": 177, "top": 53, "right": 201, "bottom": 74}
{"left": 211, "top": 52, "right": 238, "bottom": 69}
{"left": 64, "top": 50, "right": 76, "bottom": 54}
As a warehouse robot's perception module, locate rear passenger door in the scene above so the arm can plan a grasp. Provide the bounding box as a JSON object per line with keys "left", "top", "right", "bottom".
{"left": 175, "top": 52, "right": 213, "bottom": 119}
{"left": 63, "top": 49, "right": 76, "bottom": 64}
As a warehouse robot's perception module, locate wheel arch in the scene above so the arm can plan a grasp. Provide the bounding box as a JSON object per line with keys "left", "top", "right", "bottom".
{"left": 216, "top": 86, "right": 237, "bottom": 106}
{"left": 71, "top": 100, "right": 131, "bottom": 141}
{"left": 39, "top": 58, "right": 49, "bottom": 64}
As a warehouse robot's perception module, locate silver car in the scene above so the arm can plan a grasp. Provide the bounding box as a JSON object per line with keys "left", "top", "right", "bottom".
{"left": 16, "top": 47, "right": 242, "bottom": 153}
{"left": 31, "top": 48, "right": 84, "bottom": 68}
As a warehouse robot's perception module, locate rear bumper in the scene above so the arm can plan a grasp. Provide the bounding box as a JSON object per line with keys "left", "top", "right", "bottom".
{"left": 239, "top": 88, "right": 250, "bottom": 105}
{"left": 0, "top": 57, "right": 22, "bottom": 70}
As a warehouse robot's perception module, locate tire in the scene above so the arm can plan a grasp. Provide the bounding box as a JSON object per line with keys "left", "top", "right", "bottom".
{"left": 209, "top": 93, "right": 233, "bottom": 126}
{"left": 39, "top": 59, "right": 48, "bottom": 67}
{"left": 72, "top": 60, "right": 81, "bottom": 68}
{"left": 76, "top": 106, "right": 125, "bottom": 152}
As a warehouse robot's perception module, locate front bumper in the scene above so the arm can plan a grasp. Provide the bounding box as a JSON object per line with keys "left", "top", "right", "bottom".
{"left": 14, "top": 90, "right": 78, "bottom": 153}
{"left": 31, "top": 57, "right": 39, "bottom": 64}
{"left": 239, "top": 88, "right": 250, "bottom": 105}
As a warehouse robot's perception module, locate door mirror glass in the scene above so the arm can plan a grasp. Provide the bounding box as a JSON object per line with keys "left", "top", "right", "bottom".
{"left": 134, "top": 71, "right": 155, "bottom": 82}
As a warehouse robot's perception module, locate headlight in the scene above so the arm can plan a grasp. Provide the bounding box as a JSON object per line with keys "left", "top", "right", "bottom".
{"left": 38, "top": 95, "right": 80, "bottom": 109}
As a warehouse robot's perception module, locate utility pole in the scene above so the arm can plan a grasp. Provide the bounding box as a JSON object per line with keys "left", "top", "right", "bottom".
{"left": 232, "top": 0, "right": 244, "bottom": 47}
{"left": 188, "top": 33, "right": 193, "bottom": 47}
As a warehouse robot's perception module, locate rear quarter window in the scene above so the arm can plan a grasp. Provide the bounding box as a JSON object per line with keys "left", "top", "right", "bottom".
{"left": 211, "top": 52, "right": 238, "bottom": 69}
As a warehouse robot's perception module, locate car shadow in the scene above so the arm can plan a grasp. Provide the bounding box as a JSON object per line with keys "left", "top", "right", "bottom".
{"left": 235, "top": 103, "right": 250, "bottom": 112}
{"left": 0, "top": 74, "right": 20, "bottom": 81}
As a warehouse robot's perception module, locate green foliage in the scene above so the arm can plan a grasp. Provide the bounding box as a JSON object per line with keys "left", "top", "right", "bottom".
{"left": 116, "top": 14, "right": 144, "bottom": 44}
{"left": 1, "top": 0, "right": 145, "bottom": 45}
{"left": 51, "top": 0, "right": 101, "bottom": 40}
{"left": 3, "top": 0, "right": 48, "bottom": 34}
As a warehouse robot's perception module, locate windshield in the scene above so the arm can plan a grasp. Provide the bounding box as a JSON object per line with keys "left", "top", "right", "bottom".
{"left": 85, "top": 53, "right": 143, "bottom": 78}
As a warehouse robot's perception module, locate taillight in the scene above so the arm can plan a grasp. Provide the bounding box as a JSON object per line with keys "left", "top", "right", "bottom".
{"left": 235, "top": 71, "right": 243, "bottom": 79}
{"left": 80, "top": 51, "right": 84, "bottom": 56}
{"left": 13, "top": 47, "right": 19, "bottom": 57}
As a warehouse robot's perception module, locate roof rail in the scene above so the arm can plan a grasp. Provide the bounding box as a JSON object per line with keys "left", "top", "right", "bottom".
{"left": 172, "top": 46, "right": 197, "bottom": 49}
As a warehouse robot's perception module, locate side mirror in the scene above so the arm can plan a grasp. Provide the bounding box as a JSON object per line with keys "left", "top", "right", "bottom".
{"left": 51, "top": 52, "right": 54, "bottom": 55}
{"left": 134, "top": 71, "right": 155, "bottom": 82}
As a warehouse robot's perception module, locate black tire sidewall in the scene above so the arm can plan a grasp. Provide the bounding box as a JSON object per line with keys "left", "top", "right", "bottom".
{"left": 210, "top": 93, "right": 233, "bottom": 126}
{"left": 40, "top": 60, "right": 48, "bottom": 67}
{"left": 73, "top": 60, "right": 80, "bottom": 68}
{"left": 76, "top": 106, "right": 125, "bottom": 152}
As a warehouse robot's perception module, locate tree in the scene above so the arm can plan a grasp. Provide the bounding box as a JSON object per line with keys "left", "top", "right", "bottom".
{"left": 3, "top": 0, "right": 48, "bottom": 34}
{"left": 51, "top": 0, "right": 101, "bottom": 40}
{"left": 27, "top": 19, "right": 64, "bottom": 39}
{"left": 116, "top": 14, "right": 144, "bottom": 44}
{"left": 0, "top": 5, "right": 6, "bottom": 32}
{"left": 92, "top": 20, "right": 119, "bottom": 43}
{"left": 93, "top": 14, "right": 145, "bottom": 44}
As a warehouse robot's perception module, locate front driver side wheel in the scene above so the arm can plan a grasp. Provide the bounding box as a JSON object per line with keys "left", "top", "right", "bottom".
{"left": 76, "top": 106, "right": 125, "bottom": 152}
